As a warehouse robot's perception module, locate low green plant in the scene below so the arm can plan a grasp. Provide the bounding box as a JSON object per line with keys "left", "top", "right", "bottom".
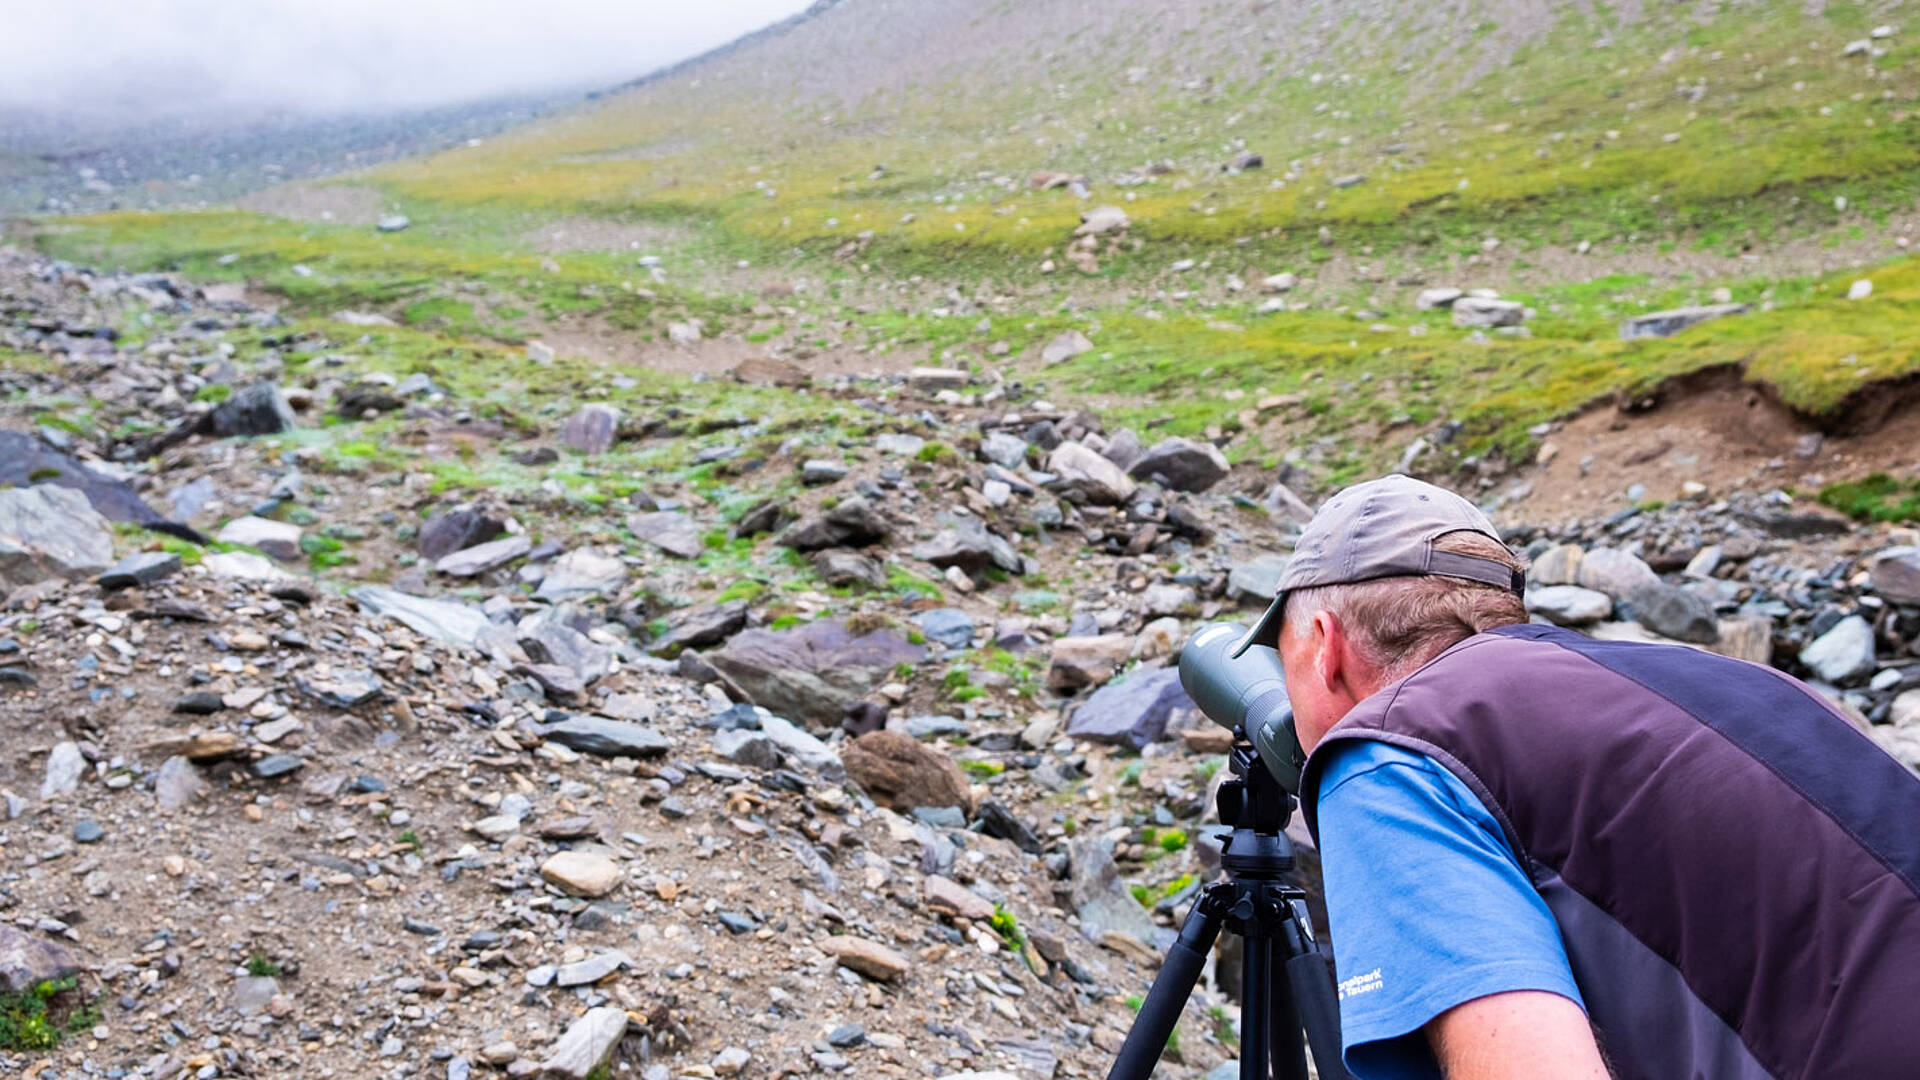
{"left": 0, "top": 976, "right": 97, "bottom": 1052}
{"left": 244, "top": 954, "right": 282, "bottom": 978}
{"left": 960, "top": 759, "right": 1005, "bottom": 779}
{"left": 396, "top": 829, "right": 421, "bottom": 848}
{"left": 1819, "top": 473, "right": 1920, "bottom": 523}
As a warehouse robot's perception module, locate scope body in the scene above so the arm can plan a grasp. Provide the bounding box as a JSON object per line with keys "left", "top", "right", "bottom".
{"left": 1179, "top": 622, "right": 1307, "bottom": 796}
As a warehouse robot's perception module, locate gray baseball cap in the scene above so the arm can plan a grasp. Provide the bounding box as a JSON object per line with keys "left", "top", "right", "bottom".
{"left": 1234, "top": 474, "right": 1523, "bottom": 656}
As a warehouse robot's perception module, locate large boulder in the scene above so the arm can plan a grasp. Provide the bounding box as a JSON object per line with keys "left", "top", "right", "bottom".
{"left": 0, "top": 431, "right": 199, "bottom": 538}
{"left": 1127, "top": 437, "right": 1230, "bottom": 493}
{"left": 0, "top": 485, "right": 115, "bottom": 589}
{"left": 843, "top": 730, "right": 972, "bottom": 813}
{"left": 1046, "top": 442, "right": 1136, "bottom": 505}
{"left": 539, "top": 715, "right": 671, "bottom": 757}
{"left": 1526, "top": 585, "right": 1613, "bottom": 627}
{"left": 1064, "top": 835, "right": 1161, "bottom": 949}
{"left": 1066, "top": 666, "right": 1194, "bottom": 749}
{"left": 779, "top": 496, "right": 892, "bottom": 551}
{"left": 558, "top": 405, "right": 621, "bottom": 455}
{"left": 1628, "top": 583, "right": 1720, "bottom": 644}
{"left": 1574, "top": 548, "right": 1659, "bottom": 602}
{"left": 706, "top": 618, "right": 927, "bottom": 727}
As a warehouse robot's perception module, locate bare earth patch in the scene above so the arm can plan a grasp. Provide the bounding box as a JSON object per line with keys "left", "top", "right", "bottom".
{"left": 528, "top": 316, "right": 921, "bottom": 380}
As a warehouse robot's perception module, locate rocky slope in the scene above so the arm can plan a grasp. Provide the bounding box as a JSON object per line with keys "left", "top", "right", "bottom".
{"left": 2, "top": 248, "right": 1919, "bottom": 1080}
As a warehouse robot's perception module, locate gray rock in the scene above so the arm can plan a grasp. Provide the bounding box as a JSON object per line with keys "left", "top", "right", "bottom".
{"left": 535, "top": 548, "right": 628, "bottom": 601}
{"left": 812, "top": 550, "right": 887, "bottom": 589}
{"left": 210, "top": 383, "right": 295, "bottom": 437}
{"left": 913, "top": 608, "right": 976, "bottom": 649}
{"left": 759, "top": 714, "right": 841, "bottom": 777}
{"left": 233, "top": 974, "right": 281, "bottom": 1015}
{"left": 1619, "top": 303, "right": 1750, "bottom": 340}
{"left": 552, "top": 951, "right": 630, "bottom": 987}
{"left": 40, "top": 740, "right": 84, "bottom": 800}
{"left": 518, "top": 619, "right": 613, "bottom": 684}
{"left": 1451, "top": 296, "right": 1526, "bottom": 328}
{"left": 628, "top": 510, "right": 704, "bottom": 559}
{"left": 252, "top": 753, "right": 305, "bottom": 779}
{"left": 1416, "top": 287, "right": 1464, "bottom": 310}
{"left": 708, "top": 618, "right": 928, "bottom": 727}
{"left": 1040, "top": 329, "right": 1094, "bottom": 365}
{"left": 780, "top": 496, "right": 892, "bottom": 551}
{"left": 540, "top": 716, "right": 671, "bottom": 757}
{"left": 351, "top": 586, "right": 489, "bottom": 648}
{"left": 154, "top": 755, "right": 206, "bottom": 811}
{"left": 1799, "top": 615, "right": 1877, "bottom": 684}
{"left": 908, "top": 367, "right": 968, "bottom": 392}
{"left": 296, "top": 668, "right": 383, "bottom": 708}
{"left": 913, "top": 519, "right": 1022, "bottom": 576}
{"left": 1066, "top": 666, "right": 1194, "bottom": 749}
{"left": 1140, "top": 583, "right": 1196, "bottom": 619}
{"left": 648, "top": 600, "right": 750, "bottom": 657}
{"left": 1630, "top": 584, "right": 1720, "bottom": 644}
{"left": 215, "top": 515, "right": 303, "bottom": 561}
{"left": 1228, "top": 553, "right": 1290, "bottom": 604}
{"left": 376, "top": 214, "right": 411, "bottom": 232}
{"left": 1870, "top": 547, "right": 1920, "bottom": 607}
{"left": 1127, "top": 437, "right": 1230, "bottom": 492}
{"left": 1065, "top": 835, "right": 1161, "bottom": 949}
{"left": 980, "top": 432, "right": 1029, "bottom": 469}
{"left": 1265, "top": 483, "right": 1314, "bottom": 527}
{"left": 1101, "top": 429, "right": 1144, "bottom": 472}
{"left": 98, "top": 551, "right": 181, "bottom": 590}
{"left": 1526, "top": 585, "right": 1613, "bottom": 626}
{"left": 874, "top": 433, "right": 926, "bottom": 456}
{"left": 1574, "top": 548, "right": 1660, "bottom": 602}
{"left": 0, "top": 485, "right": 115, "bottom": 589}
{"left": 800, "top": 459, "right": 849, "bottom": 485}
{"left": 435, "top": 534, "right": 531, "bottom": 577}
{"left": 713, "top": 728, "right": 779, "bottom": 769}
{"left": 0, "top": 925, "right": 81, "bottom": 994}
{"left": 558, "top": 405, "right": 622, "bottom": 455}
{"left": 1530, "top": 544, "right": 1584, "bottom": 585}
{"left": 541, "top": 1006, "right": 628, "bottom": 1080}
{"left": 1046, "top": 441, "right": 1136, "bottom": 505}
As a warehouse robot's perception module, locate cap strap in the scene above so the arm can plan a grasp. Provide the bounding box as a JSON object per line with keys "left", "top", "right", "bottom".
{"left": 1426, "top": 550, "right": 1526, "bottom": 595}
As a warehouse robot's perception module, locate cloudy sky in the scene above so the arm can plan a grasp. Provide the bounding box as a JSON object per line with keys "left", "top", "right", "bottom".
{"left": 0, "top": 0, "right": 816, "bottom": 123}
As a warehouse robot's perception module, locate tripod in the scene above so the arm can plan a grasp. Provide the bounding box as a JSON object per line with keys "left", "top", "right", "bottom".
{"left": 1105, "top": 732, "right": 1352, "bottom": 1080}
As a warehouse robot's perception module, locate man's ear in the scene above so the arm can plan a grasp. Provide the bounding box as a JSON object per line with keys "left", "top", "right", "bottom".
{"left": 1311, "top": 609, "right": 1348, "bottom": 697}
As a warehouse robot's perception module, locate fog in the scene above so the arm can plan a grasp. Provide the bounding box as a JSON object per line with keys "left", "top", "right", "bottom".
{"left": 0, "top": 0, "right": 817, "bottom": 128}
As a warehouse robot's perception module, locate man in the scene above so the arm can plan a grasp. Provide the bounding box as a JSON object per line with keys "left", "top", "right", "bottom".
{"left": 1238, "top": 474, "right": 1920, "bottom": 1080}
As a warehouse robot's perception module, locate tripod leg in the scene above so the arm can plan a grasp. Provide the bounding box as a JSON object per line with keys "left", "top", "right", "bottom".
{"left": 1104, "top": 900, "right": 1222, "bottom": 1080}
{"left": 1268, "top": 961, "right": 1308, "bottom": 1080}
{"left": 1240, "top": 934, "right": 1270, "bottom": 1080}
{"left": 1280, "top": 904, "right": 1353, "bottom": 1080}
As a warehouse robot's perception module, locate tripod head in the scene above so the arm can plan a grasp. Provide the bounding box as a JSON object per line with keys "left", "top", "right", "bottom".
{"left": 1215, "top": 727, "right": 1298, "bottom": 880}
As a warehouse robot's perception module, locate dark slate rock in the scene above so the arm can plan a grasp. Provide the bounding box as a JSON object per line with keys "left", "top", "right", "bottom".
{"left": 717, "top": 911, "right": 758, "bottom": 935}
{"left": 171, "top": 691, "right": 226, "bottom": 715}
{"left": 731, "top": 499, "right": 789, "bottom": 539}
{"left": 912, "top": 520, "right": 1022, "bottom": 576}
{"left": 647, "top": 600, "right": 750, "bottom": 657}
{"left": 812, "top": 550, "right": 887, "bottom": 589}
{"left": 975, "top": 798, "right": 1043, "bottom": 855}
{"left": 210, "top": 383, "right": 296, "bottom": 437}
{"left": 540, "top": 716, "right": 671, "bottom": 758}
{"left": 99, "top": 552, "right": 182, "bottom": 590}
{"left": 417, "top": 508, "right": 507, "bottom": 561}
{"left": 0, "top": 431, "right": 201, "bottom": 541}
{"left": 1126, "top": 437, "right": 1230, "bottom": 493}
{"left": 778, "top": 496, "right": 891, "bottom": 551}
{"left": 252, "top": 754, "right": 306, "bottom": 780}
{"left": 1629, "top": 584, "right": 1720, "bottom": 644}
{"left": 1066, "top": 666, "right": 1194, "bottom": 749}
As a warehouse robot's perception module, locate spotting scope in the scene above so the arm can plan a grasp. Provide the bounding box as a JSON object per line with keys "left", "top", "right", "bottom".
{"left": 1178, "top": 622, "right": 1307, "bottom": 796}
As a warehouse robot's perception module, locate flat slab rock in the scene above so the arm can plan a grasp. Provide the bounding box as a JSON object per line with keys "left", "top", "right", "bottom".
{"left": 539, "top": 715, "right": 671, "bottom": 757}
{"left": 0, "top": 484, "right": 115, "bottom": 589}
{"left": 628, "top": 510, "right": 705, "bottom": 559}
{"left": 818, "top": 935, "right": 910, "bottom": 981}
{"left": 707, "top": 618, "right": 926, "bottom": 727}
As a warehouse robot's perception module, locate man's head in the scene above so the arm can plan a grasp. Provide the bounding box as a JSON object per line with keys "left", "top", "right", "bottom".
{"left": 1240, "top": 475, "right": 1528, "bottom": 751}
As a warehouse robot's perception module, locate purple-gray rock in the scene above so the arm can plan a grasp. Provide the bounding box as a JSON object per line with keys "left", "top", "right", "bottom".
{"left": 0, "top": 925, "right": 81, "bottom": 994}
{"left": 647, "top": 600, "right": 749, "bottom": 657}
{"left": 0, "top": 485, "right": 115, "bottom": 589}
{"left": 912, "top": 520, "right": 1022, "bottom": 576}
{"left": 1628, "top": 583, "right": 1720, "bottom": 644}
{"left": 99, "top": 551, "right": 181, "bottom": 590}
{"left": 1065, "top": 666, "right": 1194, "bottom": 749}
{"left": 210, "top": 383, "right": 296, "bottom": 437}
{"left": 811, "top": 550, "right": 887, "bottom": 589}
{"left": 417, "top": 506, "right": 508, "bottom": 560}
{"left": 558, "top": 405, "right": 622, "bottom": 455}
{"left": 434, "top": 534, "right": 531, "bottom": 577}
{"left": 707, "top": 618, "right": 928, "bottom": 727}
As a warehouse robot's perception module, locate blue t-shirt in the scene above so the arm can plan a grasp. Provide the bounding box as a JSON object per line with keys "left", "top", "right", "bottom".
{"left": 1314, "top": 740, "right": 1586, "bottom": 1079}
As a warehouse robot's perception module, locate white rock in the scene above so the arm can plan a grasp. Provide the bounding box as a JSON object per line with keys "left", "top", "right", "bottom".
{"left": 1848, "top": 279, "right": 1874, "bottom": 300}
{"left": 1799, "top": 616, "right": 1877, "bottom": 684}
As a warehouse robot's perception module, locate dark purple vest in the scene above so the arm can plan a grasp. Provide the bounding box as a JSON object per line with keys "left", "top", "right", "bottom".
{"left": 1300, "top": 623, "right": 1920, "bottom": 1080}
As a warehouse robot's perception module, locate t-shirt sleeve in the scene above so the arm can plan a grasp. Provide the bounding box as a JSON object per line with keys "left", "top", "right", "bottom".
{"left": 1314, "top": 740, "right": 1585, "bottom": 1080}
